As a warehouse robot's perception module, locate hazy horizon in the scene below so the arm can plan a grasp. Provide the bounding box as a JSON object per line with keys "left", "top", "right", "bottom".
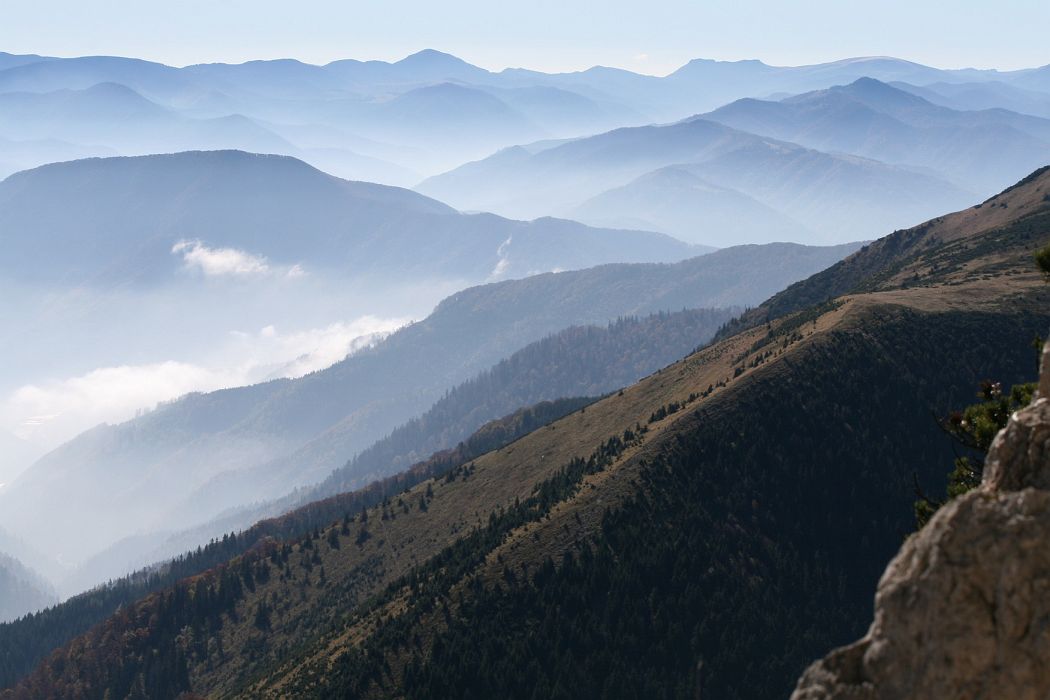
{"left": 3, "top": 47, "right": 1046, "bottom": 77}
{"left": 3, "top": 0, "right": 1049, "bottom": 74}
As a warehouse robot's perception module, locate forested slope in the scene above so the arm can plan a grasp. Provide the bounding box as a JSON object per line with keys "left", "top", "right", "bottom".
{"left": 0, "top": 307, "right": 731, "bottom": 691}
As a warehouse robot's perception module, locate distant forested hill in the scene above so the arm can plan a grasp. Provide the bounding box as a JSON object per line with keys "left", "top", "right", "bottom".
{"left": 0, "top": 553, "right": 55, "bottom": 624}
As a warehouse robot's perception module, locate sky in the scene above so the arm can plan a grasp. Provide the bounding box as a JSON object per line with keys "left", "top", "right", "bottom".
{"left": 2, "top": 0, "right": 1049, "bottom": 74}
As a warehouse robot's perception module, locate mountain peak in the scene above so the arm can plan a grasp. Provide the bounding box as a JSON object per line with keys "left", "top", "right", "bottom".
{"left": 821, "top": 55, "right": 921, "bottom": 67}
{"left": 842, "top": 75, "right": 907, "bottom": 95}
{"left": 669, "top": 57, "right": 774, "bottom": 79}
{"left": 397, "top": 49, "right": 472, "bottom": 67}
{"left": 782, "top": 75, "right": 931, "bottom": 110}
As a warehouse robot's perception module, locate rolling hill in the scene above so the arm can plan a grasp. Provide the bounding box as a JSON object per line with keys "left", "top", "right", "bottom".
{"left": 0, "top": 133, "right": 117, "bottom": 181}
{"left": 0, "top": 149, "right": 691, "bottom": 288}
{"left": 0, "top": 81, "right": 424, "bottom": 185}
{"left": 3, "top": 170, "right": 1047, "bottom": 699}
{"left": 0, "top": 83, "right": 297, "bottom": 156}
{"left": 2, "top": 50, "right": 1026, "bottom": 123}
{"left": 568, "top": 166, "right": 814, "bottom": 245}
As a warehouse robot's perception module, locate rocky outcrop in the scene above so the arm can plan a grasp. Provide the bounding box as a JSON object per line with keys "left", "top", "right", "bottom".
{"left": 792, "top": 341, "right": 1050, "bottom": 700}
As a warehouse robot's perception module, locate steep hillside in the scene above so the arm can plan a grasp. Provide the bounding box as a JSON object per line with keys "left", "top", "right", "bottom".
{"left": 58, "top": 244, "right": 856, "bottom": 591}
{"left": 6, "top": 171, "right": 1048, "bottom": 699}
{"left": 0, "top": 308, "right": 734, "bottom": 685}
{"left": 0, "top": 397, "right": 590, "bottom": 691}
{"left": 0, "top": 148, "right": 694, "bottom": 473}
{"left": 0, "top": 241, "right": 850, "bottom": 575}
{"left": 720, "top": 164, "right": 1050, "bottom": 336}
{"left": 0, "top": 432, "right": 42, "bottom": 488}
{"left": 303, "top": 309, "right": 733, "bottom": 500}
{"left": 157, "top": 309, "right": 737, "bottom": 554}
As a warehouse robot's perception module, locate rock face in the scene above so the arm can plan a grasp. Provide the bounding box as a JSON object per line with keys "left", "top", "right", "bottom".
{"left": 792, "top": 341, "right": 1050, "bottom": 700}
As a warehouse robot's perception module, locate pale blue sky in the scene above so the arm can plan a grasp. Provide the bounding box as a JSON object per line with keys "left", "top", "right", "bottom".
{"left": 3, "top": 0, "right": 1048, "bottom": 74}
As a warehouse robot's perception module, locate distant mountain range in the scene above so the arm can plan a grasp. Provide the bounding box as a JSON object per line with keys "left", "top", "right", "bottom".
{"left": 2, "top": 45, "right": 1050, "bottom": 699}
{"left": 1, "top": 49, "right": 1049, "bottom": 181}
{"left": 0, "top": 148, "right": 701, "bottom": 483}
{"left": 419, "top": 78, "right": 1050, "bottom": 244}
{"left": 705, "top": 77, "right": 1050, "bottom": 193}
{"left": 0, "top": 150, "right": 694, "bottom": 287}
{"left": 418, "top": 113, "right": 974, "bottom": 245}
{"left": 894, "top": 79, "right": 1050, "bottom": 119}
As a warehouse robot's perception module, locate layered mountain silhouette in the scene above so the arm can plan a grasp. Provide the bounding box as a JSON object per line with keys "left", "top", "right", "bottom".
{"left": 2, "top": 46, "right": 1050, "bottom": 699}
{"left": 0, "top": 240, "right": 856, "bottom": 582}
{"left": 894, "top": 79, "right": 1050, "bottom": 119}
{"left": 2, "top": 50, "right": 1049, "bottom": 182}
{"left": 0, "top": 150, "right": 692, "bottom": 287}
{"left": 569, "top": 166, "right": 815, "bottom": 244}
{"left": 3, "top": 167, "right": 1046, "bottom": 700}
{"left": 0, "top": 552, "right": 55, "bottom": 624}
{"left": 61, "top": 308, "right": 734, "bottom": 595}
{"left": 705, "top": 77, "right": 1050, "bottom": 192}
{"left": 419, "top": 117, "right": 973, "bottom": 245}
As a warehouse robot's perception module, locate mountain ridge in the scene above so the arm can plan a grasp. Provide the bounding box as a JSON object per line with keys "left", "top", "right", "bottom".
{"left": 419, "top": 115, "right": 973, "bottom": 245}
{"left": 0, "top": 238, "right": 854, "bottom": 578}
{"left": 0, "top": 149, "right": 692, "bottom": 287}
{"left": 4, "top": 168, "right": 1048, "bottom": 700}
{"left": 705, "top": 78, "right": 1050, "bottom": 192}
